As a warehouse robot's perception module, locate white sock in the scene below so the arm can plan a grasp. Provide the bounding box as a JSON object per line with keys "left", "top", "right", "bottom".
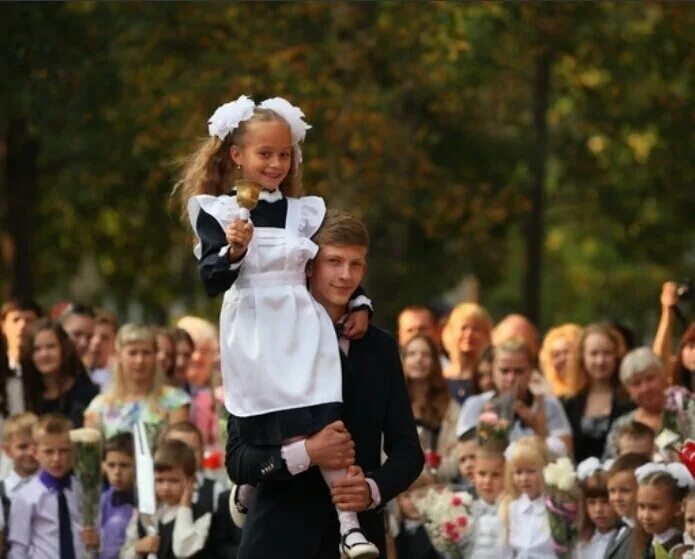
{"left": 236, "top": 484, "right": 256, "bottom": 508}
{"left": 320, "top": 467, "right": 369, "bottom": 547}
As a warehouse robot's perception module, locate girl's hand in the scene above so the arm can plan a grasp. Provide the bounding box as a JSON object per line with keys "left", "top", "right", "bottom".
{"left": 343, "top": 309, "right": 369, "bottom": 340}
{"left": 135, "top": 535, "right": 160, "bottom": 554}
{"left": 226, "top": 219, "right": 254, "bottom": 261}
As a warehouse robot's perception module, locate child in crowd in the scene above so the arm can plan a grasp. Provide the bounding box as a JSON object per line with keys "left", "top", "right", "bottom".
{"left": 634, "top": 463, "right": 693, "bottom": 558}
{"left": 574, "top": 457, "right": 620, "bottom": 559}
{"left": 159, "top": 422, "right": 225, "bottom": 512}
{"left": 683, "top": 490, "right": 695, "bottom": 546}
{"left": 452, "top": 432, "right": 477, "bottom": 493}
{"left": 394, "top": 472, "right": 439, "bottom": 559}
{"left": 122, "top": 439, "right": 213, "bottom": 559}
{"left": 616, "top": 420, "right": 655, "bottom": 458}
{"left": 8, "top": 414, "right": 98, "bottom": 559}
{"left": 604, "top": 452, "right": 650, "bottom": 559}
{"left": 0, "top": 413, "right": 39, "bottom": 526}
{"left": 100, "top": 433, "right": 135, "bottom": 559}
{"left": 182, "top": 95, "right": 375, "bottom": 558}
{"left": 464, "top": 442, "right": 507, "bottom": 559}
{"left": 500, "top": 436, "right": 554, "bottom": 559}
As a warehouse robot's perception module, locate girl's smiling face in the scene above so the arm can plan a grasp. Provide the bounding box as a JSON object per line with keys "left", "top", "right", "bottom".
{"left": 637, "top": 484, "right": 681, "bottom": 535}
{"left": 32, "top": 329, "right": 62, "bottom": 376}
{"left": 231, "top": 119, "right": 293, "bottom": 192}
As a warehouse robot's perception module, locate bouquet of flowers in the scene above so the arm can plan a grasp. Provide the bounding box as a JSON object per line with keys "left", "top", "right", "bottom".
{"left": 476, "top": 411, "right": 510, "bottom": 445}
{"left": 69, "top": 427, "right": 103, "bottom": 559}
{"left": 543, "top": 457, "right": 579, "bottom": 559}
{"left": 659, "top": 386, "right": 695, "bottom": 448}
{"left": 413, "top": 485, "right": 473, "bottom": 559}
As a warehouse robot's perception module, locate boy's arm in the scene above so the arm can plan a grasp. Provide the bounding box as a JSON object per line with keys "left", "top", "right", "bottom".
{"left": 7, "top": 493, "right": 31, "bottom": 559}
{"left": 119, "top": 510, "right": 140, "bottom": 559}
{"left": 172, "top": 508, "right": 212, "bottom": 558}
{"left": 366, "top": 335, "right": 425, "bottom": 504}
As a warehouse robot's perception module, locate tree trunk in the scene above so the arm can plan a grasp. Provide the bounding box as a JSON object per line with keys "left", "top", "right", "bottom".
{"left": 3, "top": 118, "right": 38, "bottom": 301}
{"left": 525, "top": 49, "right": 553, "bottom": 327}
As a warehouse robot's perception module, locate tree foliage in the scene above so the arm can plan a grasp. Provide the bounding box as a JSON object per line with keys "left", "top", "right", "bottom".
{"left": 1, "top": 3, "right": 693, "bottom": 336}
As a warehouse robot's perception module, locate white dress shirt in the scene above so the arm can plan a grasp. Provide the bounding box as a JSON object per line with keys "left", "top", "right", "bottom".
{"left": 573, "top": 528, "right": 616, "bottom": 559}
{"left": 121, "top": 504, "right": 212, "bottom": 559}
{"left": 507, "top": 494, "right": 555, "bottom": 559}
{"left": 467, "top": 499, "right": 509, "bottom": 559}
{"left": 7, "top": 475, "right": 82, "bottom": 559}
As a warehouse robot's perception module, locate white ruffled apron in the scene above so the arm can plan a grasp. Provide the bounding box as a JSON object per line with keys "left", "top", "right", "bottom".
{"left": 188, "top": 194, "right": 343, "bottom": 418}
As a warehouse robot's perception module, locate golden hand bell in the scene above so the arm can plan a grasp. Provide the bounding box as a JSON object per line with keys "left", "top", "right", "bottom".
{"left": 235, "top": 179, "right": 262, "bottom": 221}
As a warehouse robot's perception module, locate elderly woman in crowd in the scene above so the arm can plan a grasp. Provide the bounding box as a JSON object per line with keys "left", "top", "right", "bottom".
{"left": 539, "top": 323, "right": 583, "bottom": 398}
{"left": 457, "top": 338, "right": 573, "bottom": 451}
{"left": 562, "top": 323, "right": 633, "bottom": 462}
{"left": 603, "top": 346, "right": 668, "bottom": 458}
{"left": 22, "top": 318, "right": 99, "bottom": 428}
{"left": 84, "top": 323, "right": 189, "bottom": 438}
{"left": 441, "top": 303, "right": 493, "bottom": 405}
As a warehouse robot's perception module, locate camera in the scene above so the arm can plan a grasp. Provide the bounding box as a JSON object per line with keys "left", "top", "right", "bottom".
{"left": 677, "top": 280, "right": 693, "bottom": 302}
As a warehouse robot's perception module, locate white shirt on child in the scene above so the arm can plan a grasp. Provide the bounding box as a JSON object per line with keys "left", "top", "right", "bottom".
{"left": 467, "top": 499, "right": 508, "bottom": 559}
{"left": 7, "top": 475, "right": 82, "bottom": 559}
{"left": 507, "top": 494, "right": 555, "bottom": 559}
{"left": 573, "top": 529, "right": 616, "bottom": 559}
{"left": 121, "top": 504, "right": 212, "bottom": 559}
{"left": 1, "top": 469, "right": 35, "bottom": 530}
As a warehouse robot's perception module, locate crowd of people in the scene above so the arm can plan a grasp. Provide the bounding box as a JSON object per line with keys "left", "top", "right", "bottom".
{"left": 0, "top": 279, "right": 691, "bottom": 558}
{"left": 1, "top": 89, "right": 693, "bottom": 559}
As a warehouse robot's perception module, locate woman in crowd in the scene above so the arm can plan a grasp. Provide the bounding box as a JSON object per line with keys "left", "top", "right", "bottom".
{"left": 169, "top": 327, "right": 194, "bottom": 391}
{"left": 603, "top": 346, "right": 668, "bottom": 458}
{"left": 457, "top": 339, "right": 573, "bottom": 451}
{"left": 653, "top": 280, "right": 694, "bottom": 386}
{"left": 563, "top": 323, "right": 633, "bottom": 462}
{"left": 21, "top": 318, "right": 99, "bottom": 428}
{"left": 401, "top": 334, "right": 451, "bottom": 451}
{"left": 674, "top": 323, "right": 695, "bottom": 390}
{"left": 539, "top": 323, "right": 583, "bottom": 399}
{"left": 155, "top": 327, "right": 176, "bottom": 381}
{"left": 84, "top": 323, "right": 190, "bottom": 437}
{"left": 440, "top": 302, "right": 493, "bottom": 405}
{"left": 176, "top": 316, "right": 219, "bottom": 449}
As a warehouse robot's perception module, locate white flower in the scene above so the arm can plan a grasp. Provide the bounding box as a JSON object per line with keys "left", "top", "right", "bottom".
{"left": 69, "top": 428, "right": 102, "bottom": 444}
{"left": 544, "top": 458, "right": 576, "bottom": 491}
{"left": 208, "top": 94, "right": 256, "bottom": 140}
{"left": 259, "top": 97, "right": 312, "bottom": 144}
{"left": 544, "top": 462, "right": 559, "bottom": 487}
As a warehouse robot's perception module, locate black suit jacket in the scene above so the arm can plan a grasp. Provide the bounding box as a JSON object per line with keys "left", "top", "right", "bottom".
{"left": 226, "top": 325, "right": 424, "bottom": 559}
{"left": 563, "top": 386, "right": 634, "bottom": 463}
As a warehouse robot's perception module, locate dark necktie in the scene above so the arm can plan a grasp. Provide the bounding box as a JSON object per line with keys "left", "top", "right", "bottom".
{"left": 58, "top": 488, "right": 76, "bottom": 559}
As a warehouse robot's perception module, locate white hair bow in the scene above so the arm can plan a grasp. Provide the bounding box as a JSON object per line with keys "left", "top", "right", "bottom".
{"left": 635, "top": 462, "right": 695, "bottom": 488}
{"left": 207, "top": 95, "right": 311, "bottom": 144}
{"left": 576, "top": 457, "right": 613, "bottom": 481}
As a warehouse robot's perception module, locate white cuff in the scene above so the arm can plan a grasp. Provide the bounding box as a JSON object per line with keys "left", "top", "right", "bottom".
{"left": 348, "top": 295, "right": 372, "bottom": 311}
{"left": 281, "top": 439, "right": 311, "bottom": 475}
{"left": 218, "top": 245, "right": 243, "bottom": 270}
{"left": 365, "top": 477, "right": 381, "bottom": 509}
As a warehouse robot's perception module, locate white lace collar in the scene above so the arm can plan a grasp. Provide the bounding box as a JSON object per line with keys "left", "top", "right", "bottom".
{"left": 258, "top": 189, "right": 283, "bottom": 203}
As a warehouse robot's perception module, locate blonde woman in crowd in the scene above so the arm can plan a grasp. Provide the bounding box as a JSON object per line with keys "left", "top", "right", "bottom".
{"left": 84, "top": 324, "right": 190, "bottom": 438}
{"left": 539, "top": 324, "right": 583, "bottom": 399}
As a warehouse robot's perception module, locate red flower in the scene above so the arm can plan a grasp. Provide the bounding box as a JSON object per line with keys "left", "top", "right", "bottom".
{"left": 425, "top": 449, "right": 441, "bottom": 470}
{"left": 203, "top": 449, "right": 222, "bottom": 470}
{"left": 677, "top": 440, "right": 695, "bottom": 481}
{"left": 456, "top": 515, "right": 468, "bottom": 528}
{"left": 451, "top": 496, "right": 462, "bottom": 506}
{"left": 443, "top": 521, "right": 456, "bottom": 533}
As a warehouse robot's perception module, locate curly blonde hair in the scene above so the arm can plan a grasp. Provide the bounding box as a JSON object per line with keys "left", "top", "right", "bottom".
{"left": 539, "top": 324, "right": 583, "bottom": 398}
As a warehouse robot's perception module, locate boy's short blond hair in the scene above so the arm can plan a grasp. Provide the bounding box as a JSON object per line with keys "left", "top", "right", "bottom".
{"left": 32, "top": 414, "right": 73, "bottom": 443}
{"left": 3, "top": 412, "right": 39, "bottom": 442}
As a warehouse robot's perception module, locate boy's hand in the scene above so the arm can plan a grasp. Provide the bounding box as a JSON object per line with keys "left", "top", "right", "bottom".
{"left": 81, "top": 526, "right": 99, "bottom": 549}
{"left": 343, "top": 309, "right": 369, "bottom": 340}
{"left": 180, "top": 476, "right": 195, "bottom": 507}
{"left": 226, "top": 219, "right": 254, "bottom": 261}
{"left": 330, "top": 465, "right": 372, "bottom": 513}
{"left": 135, "top": 535, "right": 160, "bottom": 554}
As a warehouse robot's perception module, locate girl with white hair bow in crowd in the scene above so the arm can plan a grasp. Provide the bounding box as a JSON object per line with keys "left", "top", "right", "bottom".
{"left": 177, "top": 95, "right": 376, "bottom": 558}
{"left": 633, "top": 462, "right": 695, "bottom": 559}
